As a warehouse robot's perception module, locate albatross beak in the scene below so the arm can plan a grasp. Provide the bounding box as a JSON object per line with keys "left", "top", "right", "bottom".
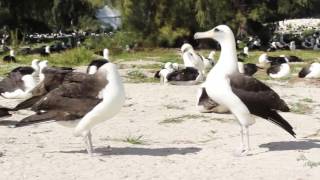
{"left": 194, "top": 29, "right": 214, "bottom": 40}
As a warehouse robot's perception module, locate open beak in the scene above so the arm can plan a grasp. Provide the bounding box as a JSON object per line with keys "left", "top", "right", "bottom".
{"left": 194, "top": 29, "right": 214, "bottom": 40}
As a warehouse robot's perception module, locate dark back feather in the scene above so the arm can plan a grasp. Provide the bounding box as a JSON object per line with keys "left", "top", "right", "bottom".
{"left": 167, "top": 67, "right": 199, "bottom": 81}
{"left": 229, "top": 74, "right": 295, "bottom": 137}
{"left": 86, "top": 59, "right": 108, "bottom": 73}
{"left": 298, "top": 66, "right": 311, "bottom": 78}
{"left": 267, "top": 65, "right": 281, "bottom": 75}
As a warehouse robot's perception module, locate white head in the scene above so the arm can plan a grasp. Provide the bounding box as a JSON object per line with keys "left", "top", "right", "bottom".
{"left": 172, "top": 63, "right": 184, "bottom": 70}
{"left": 39, "top": 60, "right": 49, "bottom": 71}
{"left": 194, "top": 25, "right": 235, "bottom": 46}
{"left": 103, "top": 48, "right": 109, "bottom": 60}
{"left": 208, "top": 51, "right": 216, "bottom": 60}
{"left": 31, "top": 59, "right": 40, "bottom": 71}
{"left": 290, "top": 41, "right": 295, "bottom": 46}
{"left": 194, "top": 25, "right": 238, "bottom": 75}
{"left": 45, "top": 45, "right": 50, "bottom": 53}
{"left": 10, "top": 49, "right": 15, "bottom": 56}
{"left": 181, "top": 43, "right": 194, "bottom": 53}
{"left": 172, "top": 63, "right": 179, "bottom": 70}
{"left": 310, "top": 62, "right": 320, "bottom": 70}
{"left": 258, "top": 53, "right": 269, "bottom": 64}
{"left": 164, "top": 62, "right": 173, "bottom": 69}
{"left": 243, "top": 47, "right": 249, "bottom": 55}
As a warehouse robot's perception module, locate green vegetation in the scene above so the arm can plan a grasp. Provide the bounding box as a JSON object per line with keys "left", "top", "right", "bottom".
{"left": 125, "top": 69, "right": 158, "bottom": 83}
{"left": 290, "top": 102, "right": 312, "bottom": 114}
{"left": 297, "top": 154, "right": 320, "bottom": 168}
{"left": 119, "top": 0, "right": 320, "bottom": 46}
{"left": 160, "top": 114, "right": 207, "bottom": 124}
{"left": 301, "top": 98, "right": 314, "bottom": 103}
{"left": 123, "top": 135, "right": 145, "bottom": 145}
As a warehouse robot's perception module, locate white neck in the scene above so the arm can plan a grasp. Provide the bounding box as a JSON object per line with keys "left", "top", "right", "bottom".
{"left": 213, "top": 37, "right": 238, "bottom": 76}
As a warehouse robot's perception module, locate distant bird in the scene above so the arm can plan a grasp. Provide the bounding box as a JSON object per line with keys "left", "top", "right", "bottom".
{"left": 40, "top": 46, "right": 50, "bottom": 56}
{"left": 7, "top": 63, "right": 125, "bottom": 155}
{"left": 181, "top": 43, "right": 205, "bottom": 74}
{"left": 194, "top": 25, "right": 295, "bottom": 156}
{"left": 298, "top": 62, "right": 320, "bottom": 78}
{"left": 267, "top": 63, "right": 291, "bottom": 79}
{"left": 238, "top": 59, "right": 261, "bottom": 76}
{"left": 279, "top": 55, "right": 303, "bottom": 63}
{"left": 238, "top": 47, "right": 249, "bottom": 57}
{"left": 103, "top": 48, "right": 109, "bottom": 60}
{"left": 155, "top": 62, "right": 203, "bottom": 84}
{"left": 95, "top": 48, "right": 109, "bottom": 60}
{"left": 166, "top": 67, "right": 201, "bottom": 82}
{"left": 201, "top": 51, "right": 215, "bottom": 73}
{"left": 0, "top": 59, "right": 41, "bottom": 99}
{"left": 258, "top": 53, "right": 287, "bottom": 66}
{"left": 154, "top": 62, "right": 175, "bottom": 84}
{"left": 3, "top": 49, "right": 16, "bottom": 63}
{"left": 289, "top": 41, "right": 296, "bottom": 51}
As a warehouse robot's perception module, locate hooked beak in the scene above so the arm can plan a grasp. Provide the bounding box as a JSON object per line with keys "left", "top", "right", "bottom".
{"left": 194, "top": 29, "right": 214, "bottom": 40}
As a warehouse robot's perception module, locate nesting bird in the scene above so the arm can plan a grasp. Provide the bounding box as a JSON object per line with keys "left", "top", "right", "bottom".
{"left": 267, "top": 62, "right": 291, "bottom": 79}
{"left": 237, "top": 59, "right": 260, "bottom": 76}
{"left": 299, "top": 62, "right": 320, "bottom": 78}
{"left": 181, "top": 43, "right": 205, "bottom": 75}
{"left": 3, "top": 49, "right": 16, "bottom": 63}
{"left": 0, "top": 59, "right": 42, "bottom": 99}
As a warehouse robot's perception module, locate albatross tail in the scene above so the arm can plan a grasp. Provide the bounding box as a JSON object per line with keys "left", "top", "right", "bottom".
{"left": 0, "top": 107, "right": 11, "bottom": 117}
{"left": 12, "top": 96, "right": 43, "bottom": 111}
{"left": 258, "top": 109, "right": 296, "bottom": 137}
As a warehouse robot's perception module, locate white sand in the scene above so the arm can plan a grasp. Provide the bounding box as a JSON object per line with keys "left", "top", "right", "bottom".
{"left": 0, "top": 80, "right": 320, "bottom": 180}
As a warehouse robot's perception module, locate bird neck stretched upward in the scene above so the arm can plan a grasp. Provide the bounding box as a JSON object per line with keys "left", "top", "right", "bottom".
{"left": 213, "top": 37, "right": 238, "bottom": 76}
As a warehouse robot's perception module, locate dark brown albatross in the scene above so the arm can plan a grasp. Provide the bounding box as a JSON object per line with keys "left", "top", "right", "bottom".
{"left": 6, "top": 63, "right": 125, "bottom": 155}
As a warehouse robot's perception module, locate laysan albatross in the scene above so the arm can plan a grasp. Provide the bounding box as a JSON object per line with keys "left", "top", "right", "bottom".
{"left": 194, "top": 25, "right": 295, "bottom": 156}
{"left": 87, "top": 48, "right": 110, "bottom": 74}
{"left": 0, "top": 59, "right": 41, "bottom": 99}
{"left": 298, "top": 62, "right": 320, "bottom": 78}
{"left": 8, "top": 63, "right": 125, "bottom": 155}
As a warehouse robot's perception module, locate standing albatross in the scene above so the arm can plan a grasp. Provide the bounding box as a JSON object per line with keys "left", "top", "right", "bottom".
{"left": 8, "top": 63, "right": 125, "bottom": 155}
{"left": 194, "top": 25, "right": 295, "bottom": 156}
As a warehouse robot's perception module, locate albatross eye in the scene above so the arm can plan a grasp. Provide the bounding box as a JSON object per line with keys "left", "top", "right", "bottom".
{"left": 214, "top": 28, "right": 221, "bottom": 32}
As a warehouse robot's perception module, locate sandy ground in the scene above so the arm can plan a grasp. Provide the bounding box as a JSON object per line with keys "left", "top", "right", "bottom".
{"left": 0, "top": 77, "right": 320, "bottom": 180}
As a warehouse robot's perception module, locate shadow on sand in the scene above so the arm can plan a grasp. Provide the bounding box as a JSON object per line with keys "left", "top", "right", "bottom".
{"left": 59, "top": 146, "right": 202, "bottom": 156}
{"left": 259, "top": 139, "right": 320, "bottom": 151}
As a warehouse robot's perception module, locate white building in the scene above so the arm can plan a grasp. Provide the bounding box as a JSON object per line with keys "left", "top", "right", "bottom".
{"left": 96, "top": 6, "right": 121, "bottom": 30}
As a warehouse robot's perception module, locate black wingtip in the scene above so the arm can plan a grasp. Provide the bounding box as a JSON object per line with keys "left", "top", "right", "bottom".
{"left": 154, "top": 71, "right": 161, "bottom": 78}
{"left": 266, "top": 111, "right": 296, "bottom": 138}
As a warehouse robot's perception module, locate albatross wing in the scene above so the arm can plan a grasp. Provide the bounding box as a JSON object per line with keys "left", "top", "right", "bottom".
{"left": 229, "top": 74, "right": 295, "bottom": 137}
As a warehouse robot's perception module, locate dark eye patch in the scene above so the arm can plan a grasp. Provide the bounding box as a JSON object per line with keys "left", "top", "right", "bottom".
{"left": 214, "top": 28, "right": 220, "bottom": 32}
